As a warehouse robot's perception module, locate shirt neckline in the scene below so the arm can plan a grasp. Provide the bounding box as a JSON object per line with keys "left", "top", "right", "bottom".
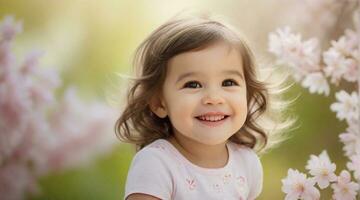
{"left": 158, "top": 139, "right": 233, "bottom": 175}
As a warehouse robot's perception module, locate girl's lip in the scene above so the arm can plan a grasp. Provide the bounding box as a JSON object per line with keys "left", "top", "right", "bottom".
{"left": 195, "top": 115, "right": 230, "bottom": 127}
{"left": 195, "top": 112, "right": 228, "bottom": 117}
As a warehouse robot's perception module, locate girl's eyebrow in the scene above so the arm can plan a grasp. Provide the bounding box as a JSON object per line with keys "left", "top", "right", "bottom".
{"left": 175, "top": 69, "right": 244, "bottom": 84}
{"left": 223, "top": 70, "right": 244, "bottom": 81}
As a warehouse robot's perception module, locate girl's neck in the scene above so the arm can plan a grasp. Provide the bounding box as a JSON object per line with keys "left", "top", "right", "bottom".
{"left": 167, "top": 135, "right": 229, "bottom": 169}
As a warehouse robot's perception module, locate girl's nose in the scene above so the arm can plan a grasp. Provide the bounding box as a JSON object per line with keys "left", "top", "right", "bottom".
{"left": 201, "top": 90, "right": 225, "bottom": 105}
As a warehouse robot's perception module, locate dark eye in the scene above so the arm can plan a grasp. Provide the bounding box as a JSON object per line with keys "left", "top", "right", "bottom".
{"left": 222, "top": 79, "right": 239, "bottom": 87}
{"left": 183, "top": 81, "right": 202, "bottom": 88}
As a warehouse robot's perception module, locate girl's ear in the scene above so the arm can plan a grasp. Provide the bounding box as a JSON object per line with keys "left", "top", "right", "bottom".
{"left": 149, "top": 96, "right": 168, "bottom": 118}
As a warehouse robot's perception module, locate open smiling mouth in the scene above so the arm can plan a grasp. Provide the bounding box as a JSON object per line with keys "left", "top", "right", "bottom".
{"left": 195, "top": 115, "right": 230, "bottom": 127}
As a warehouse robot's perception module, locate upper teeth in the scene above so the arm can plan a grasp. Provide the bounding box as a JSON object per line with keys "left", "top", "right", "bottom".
{"left": 198, "top": 115, "right": 225, "bottom": 122}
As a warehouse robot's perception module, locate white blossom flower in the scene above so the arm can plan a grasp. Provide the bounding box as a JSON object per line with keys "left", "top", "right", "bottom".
{"left": 269, "top": 26, "right": 294, "bottom": 57}
{"left": 347, "top": 154, "right": 360, "bottom": 181}
{"left": 301, "top": 72, "right": 330, "bottom": 96}
{"left": 342, "top": 58, "right": 359, "bottom": 82}
{"left": 305, "top": 150, "right": 337, "bottom": 189}
{"left": 331, "top": 170, "right": 359, "bottom": 200}
{"left": 272, "top": 2, "right": 360, "bottom": 200}
{"left": 282, "top": 169, "right": 320, "bottom": 200}
{"left": 339, "top": 120, "right": 360, "bottom": 157}
{"left": 323, "top": 48, "right": 348, "bottom": 84}
{"left": 326, "top": 29, "right": 360, "bottom": 83}
{"left": 330, "top": 91, "right": 359, "bottom": 123}
{"left": 268, "top": 26, "right": 321, "bottom": 77}
{"left": 331, "top": 30, "right": 357, "bottom": 57}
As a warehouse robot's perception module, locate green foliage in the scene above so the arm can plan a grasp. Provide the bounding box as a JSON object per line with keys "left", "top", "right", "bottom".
{"left": 31, "top": 144, "right": 134, "bottom": 200}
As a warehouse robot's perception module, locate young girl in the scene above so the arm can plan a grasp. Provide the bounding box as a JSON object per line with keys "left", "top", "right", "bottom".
{"left": 116, "top": 13, "right": 294, "bottom": 200}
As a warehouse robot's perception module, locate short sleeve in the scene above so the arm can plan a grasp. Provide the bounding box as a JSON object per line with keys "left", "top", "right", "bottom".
{"left": 243, "top": 148, "right": 263, "bottom": 200}
{"left": 124, "top": 148, "right": 173, "bottom": 200}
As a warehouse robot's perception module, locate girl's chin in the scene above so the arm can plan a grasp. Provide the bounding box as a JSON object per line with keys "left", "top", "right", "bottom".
{"left": 191, "top": 136, "right": 231, "bottom": 146}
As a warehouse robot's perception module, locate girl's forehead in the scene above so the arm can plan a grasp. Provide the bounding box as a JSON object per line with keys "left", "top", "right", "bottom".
{"left": 166, "top": 41, "right": 244, "bottom": 76}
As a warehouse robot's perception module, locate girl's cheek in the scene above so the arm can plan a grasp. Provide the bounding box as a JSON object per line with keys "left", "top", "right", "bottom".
{"left": 176, "top": 92, "right": 202, "bottom": 101}
{"left": 226, "top": 91, "right": 245, "bottom": 100}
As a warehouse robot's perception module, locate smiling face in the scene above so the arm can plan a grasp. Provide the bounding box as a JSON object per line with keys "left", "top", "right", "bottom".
{"left": 151, "top": 41, "right": 248, "bottom": 145}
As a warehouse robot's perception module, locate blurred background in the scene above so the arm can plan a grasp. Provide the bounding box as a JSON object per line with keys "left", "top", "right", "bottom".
{"left": 0, "top": 0, "right": 355, "bottom": 199}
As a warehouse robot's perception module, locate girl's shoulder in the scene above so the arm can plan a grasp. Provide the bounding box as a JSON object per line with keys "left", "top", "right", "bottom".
{"left": 132, "top": 139, "right": 174, "bottom": 164}
{"left": 125, "top": 139, "right": 174, "bottom": 199}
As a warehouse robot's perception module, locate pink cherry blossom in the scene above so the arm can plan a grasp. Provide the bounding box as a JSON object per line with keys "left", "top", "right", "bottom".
{"left": 331, "top": 29, "right": 358, "bottom": 57}
{"left": 339, "top": 120, "right": 360, "bottom": 157}
{"left": 44, "top": 87, "right": 117, "bottom": 171}
{"left": 342, "top": 58, "right": 359, "bottom": 83}
{"left": 330, "top": 90, "right": 359, "bottom": 123}
{"left": 331, "top": 170, "right": 359, "bottom": 200}
{"left": 323, "top": 28, "right": 360, "bottom": 84}
{"left": 301, "top": 72, "right": 330, "bottom": 96}
{"left": 0, "top": 161, "right": 39, "bottom": 200}
{"left": 271, "top": 1, "right": 360, "bottom": 199}
{"left": 323, "top": 48, "right": 348, "bottom": 85}
{"left": 0, "top": 15, "right": 118, "bottom": 199}
{"left": 305, "top": 150, "right": 337, "bottom": 189}
{"left": 0, "top": 41, "right": 15, "bottom": 69}
{"left": 268, "top": 27, "right": 321, "bottom": 80}
{"left": 282, "top": 169, "right": 320, "bottom": 200}
{"left": 347, "top": 154, "right": 360, "bottom": 181}
{"left": 0, "top": 72, "right": 31, "bottom": 161}
{"left": 268, "top": 26, "right": 294, "bottom": 57}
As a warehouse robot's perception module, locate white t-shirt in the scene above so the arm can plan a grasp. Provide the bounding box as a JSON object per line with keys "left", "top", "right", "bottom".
{"left": 124, "top": 139, "right": 263, "bottom": 200}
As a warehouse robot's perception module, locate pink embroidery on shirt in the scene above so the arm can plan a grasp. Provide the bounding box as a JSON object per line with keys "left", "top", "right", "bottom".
{"left": 186, "top": 178, "right": 196, "bottom": 190}
{"left": 235, "top": 176, "right": 247, "bottom": 193}
{"left": 236, "top": 176, "right": 246, "bottom": 185}
{"left": 222, "top": 173, "right": 232, "bottom": 185}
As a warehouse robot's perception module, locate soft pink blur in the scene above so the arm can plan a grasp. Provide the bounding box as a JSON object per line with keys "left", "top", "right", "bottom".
{"left": 0, "top": 16, "right": 118, "bottom": 199}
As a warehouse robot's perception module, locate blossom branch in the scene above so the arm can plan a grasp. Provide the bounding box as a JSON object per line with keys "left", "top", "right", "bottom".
{"left": 268, "top": 1, "right": 360, "bottom": 199}
{"left": 0, "top": 15, "right": 117, "bottom": 200}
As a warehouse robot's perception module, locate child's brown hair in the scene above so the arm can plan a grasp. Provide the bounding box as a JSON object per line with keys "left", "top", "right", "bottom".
{"left": 115, "top": 13, "right": 296, "bottom": 153}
